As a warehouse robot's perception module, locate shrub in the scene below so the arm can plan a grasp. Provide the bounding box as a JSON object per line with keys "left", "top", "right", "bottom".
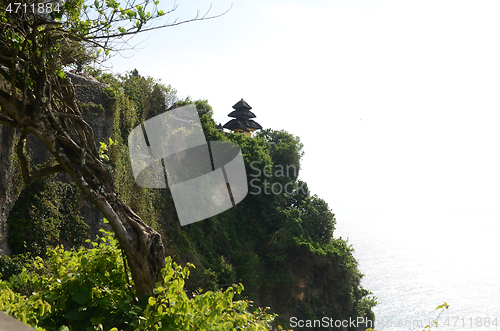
{"left": 7, "top": 174, "right": 89, "bottom": 256}
{"left": 130, "top": 257, "right": 275, "bottom": 330}
{"left": 3, "top": 230, "right": 134, "bottom": 330}
{"left": 0, "top": 231, "right": 277, "bottom": 331}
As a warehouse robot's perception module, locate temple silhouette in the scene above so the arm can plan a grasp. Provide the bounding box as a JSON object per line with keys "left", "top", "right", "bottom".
{"left": 222, "top": 99, "right": 262, "bottom": 137}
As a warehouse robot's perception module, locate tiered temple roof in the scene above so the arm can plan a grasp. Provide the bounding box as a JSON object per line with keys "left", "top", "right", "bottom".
{"left": 223, "top": 99, "right": 262, "bottom": 136}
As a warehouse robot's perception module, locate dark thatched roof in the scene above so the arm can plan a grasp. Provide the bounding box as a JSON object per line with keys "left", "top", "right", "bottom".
{"left": 223, "top": 99, "right": 262, "bottom": 132}
{"left": 232, "top": 99, "right": 252, "bottom": 110}
{"left": 228, "top": 99, "right": 256, "bottom": 118}
{"left": 227, "top": 109, "right": 257, "bottom": 118}
{"left": 223, "top": 118, "right": 262, "bottom": 131}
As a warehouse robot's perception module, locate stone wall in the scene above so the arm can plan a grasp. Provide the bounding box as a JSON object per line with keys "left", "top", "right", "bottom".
{"left": 0, "top": 72, "right": 115, "bottom": 255}
{"left": 0, "top": 126, "right": 17, "bottom": 256}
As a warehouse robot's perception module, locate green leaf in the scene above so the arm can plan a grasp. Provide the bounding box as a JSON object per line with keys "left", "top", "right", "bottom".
{"left": 118, "top": 26, "right": 126, "bottom": 34}
{"left": 90, "top": 316, "right": 102, "bottom": 325}
{"left": 125, "top": 9, "right": 136, "bottom": 18}
{"left": 435, "top": 302, "right": 449, "bottom": 310}
{"left": 68, "top": 284, "right": 89, "bottom": 304}
{"left": 81, "top": 257, "right": 89, "bottom": 266}
{"left": 46, "top": 292, "right": 60, "bottom": 302}
{"left": 56, "top": 70, "right": 66, "bottom": 79}
{"left": 65, "top": 307, "right": 88, "bottom": 321}
{"left": 148, "top": 297, "right": 157, "bottom": 306}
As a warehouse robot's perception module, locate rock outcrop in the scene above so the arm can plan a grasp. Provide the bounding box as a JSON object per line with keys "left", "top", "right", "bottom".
{"left": 0, "top": 72, "right": 115, "bottom": 255}
{"left": 0, "top": 126, "right": 17, "bottom": 255}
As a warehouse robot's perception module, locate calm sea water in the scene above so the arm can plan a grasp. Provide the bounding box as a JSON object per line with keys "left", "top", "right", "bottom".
{"left": 334, "top": 216, "right": 500, "bottom": 331}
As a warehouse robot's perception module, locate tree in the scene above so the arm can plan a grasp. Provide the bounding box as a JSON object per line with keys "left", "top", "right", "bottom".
{"left": 256, "top": 129, "right": 304, "bottom": 182}
{"left": 301, "top": 195, "right": 336, "bottom": 243}
{"left": 0, "top": 0, "right": 226, "bottom": 299}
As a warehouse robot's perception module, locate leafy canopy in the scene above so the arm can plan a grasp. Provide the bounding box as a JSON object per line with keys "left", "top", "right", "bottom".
{"left": 1, "top": 0, "right": 227, "bottom": 72}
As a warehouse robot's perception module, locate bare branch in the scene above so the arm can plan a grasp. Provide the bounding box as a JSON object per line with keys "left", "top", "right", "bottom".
{"left": 87, "top": 4, "right": 231, "bottom": 41}
{"left": 44, "top": 83, "right": 86, "bottom": 161}
{"left": 0, "top": 55, "right": 29, "bottom": 64}
{"left": 0, "top": 89, "right": 23, "bottom": 125}
{"left": 16, "top": 130, "right": 65, "bottom": 185}
{"left": 0, "top": 114, "right": 19, "bottom": 128}
{"left": 31, "top": 164, "right": 65, "bottom": 182}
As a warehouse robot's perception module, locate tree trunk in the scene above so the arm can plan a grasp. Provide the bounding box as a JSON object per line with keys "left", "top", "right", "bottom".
{"left": 37, "top": 127, "right": 166, "bottom": 300}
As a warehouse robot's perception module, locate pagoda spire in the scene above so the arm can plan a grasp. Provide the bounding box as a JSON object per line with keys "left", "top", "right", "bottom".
{"left": 223, "top": 99, "right": 262, "bottom": 137}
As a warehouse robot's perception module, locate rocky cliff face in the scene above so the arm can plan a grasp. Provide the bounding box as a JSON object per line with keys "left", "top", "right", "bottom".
{"left": 0, "top": 72, "right": 115, "bottom": 255}
{"left": 0, "top": 126, "right": 17, "bottom": 255}
{"left": 255, "top": 245, "right": 369, "bottom": 329}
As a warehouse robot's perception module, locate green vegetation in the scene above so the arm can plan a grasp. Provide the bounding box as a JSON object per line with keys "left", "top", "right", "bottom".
{"left": 0, "top": 231, "right": 275, "bottom": 330}
{"left": 2, "top": 71, "right": 376, "bottom": 329}
{"left": 425, "top": 303, "right": 450, "bottom": 331}
{"left": 1, "top": 0, "right": 193, "bottom": 298}
{"left": 7, "top": 174, "right": 89, "bottom": 256}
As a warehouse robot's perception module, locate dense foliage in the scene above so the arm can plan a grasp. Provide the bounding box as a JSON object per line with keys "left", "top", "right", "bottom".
{"left": 7, "top": 174, "right": 88, "bottom": 256}
{"left": 0, "top": 230, "right": 275, "bottom": 330}
{"left": 2, "top": 70, "right": 376, "bottom": 329}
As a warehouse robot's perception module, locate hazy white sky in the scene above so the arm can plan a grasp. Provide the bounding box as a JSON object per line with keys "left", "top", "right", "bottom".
{"left": 107, "top": 0, "right": 500, "bottom": 223}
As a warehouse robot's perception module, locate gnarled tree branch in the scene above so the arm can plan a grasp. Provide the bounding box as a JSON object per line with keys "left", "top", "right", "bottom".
{"left": 16, "top": 130, "right": 65, "bottom": 185}
{"left": 0, "top": 114, "right": 19, "bottom": 128}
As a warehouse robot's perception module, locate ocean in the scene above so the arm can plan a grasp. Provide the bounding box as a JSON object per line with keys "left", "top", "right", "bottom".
{"left": 334, "top": 215, "right": 500, "bottom": 331}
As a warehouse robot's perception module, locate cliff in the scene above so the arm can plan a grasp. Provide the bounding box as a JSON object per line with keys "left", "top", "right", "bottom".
{"left": 0, "top": 125, "right": 16, "bottom": 255}
{"left": 0, "top": 71, "right": 376, "bottom": 330}
{"left": 0, "top": 72, "right": 114, "bottom": 255}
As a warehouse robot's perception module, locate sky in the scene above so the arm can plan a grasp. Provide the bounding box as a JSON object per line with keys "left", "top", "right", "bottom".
{"left": 106, "top": 0, "right": 500, "bottom": 226}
